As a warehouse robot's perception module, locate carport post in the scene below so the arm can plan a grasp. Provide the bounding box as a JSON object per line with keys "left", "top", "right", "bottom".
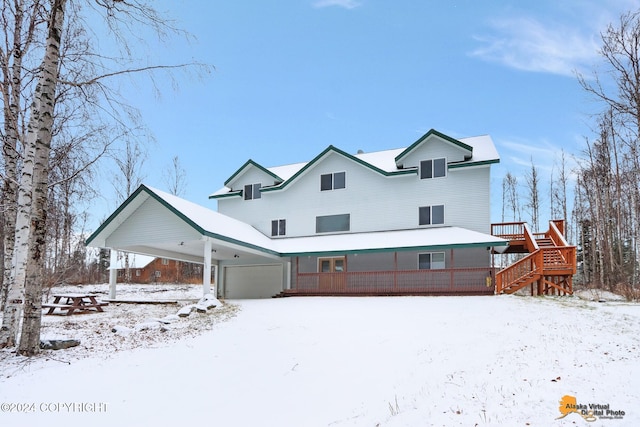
{"left": 109, "top": 249, "right": 118, "bottom": 299}
{"left": 203, "top": 239, "right": 212, "bottom": 296}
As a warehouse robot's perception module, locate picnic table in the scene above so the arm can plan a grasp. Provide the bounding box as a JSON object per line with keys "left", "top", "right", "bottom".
{"left": 42, "top": 293, "right": 108, "bottom": 315}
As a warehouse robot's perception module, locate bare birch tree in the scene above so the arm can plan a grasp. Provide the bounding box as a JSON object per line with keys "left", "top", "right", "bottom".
{"left": 0, "top": 0, "right": 211, "bottom": 353}
{"left": 0, "top": 0, "right": 44, "bottom": 312}
{"left": 502, "top": 172, "right": 520, "bottom": 223}
{"left": 163, "top": 155, "right": 187, "bottom": 197}
{"left": 575, "top": 10, "right": 640, "bottom": 291}
{"left": 551, "top": 150, "right": 570, "bottom": 239}
{"left": 525, "top": 159, "right": 540, "bottom": 232}
{"left": 17, "top": 0, "right": 67, "bottom": 354}
{"left": 0, "top": 0, "right": 57, "bottom": 350}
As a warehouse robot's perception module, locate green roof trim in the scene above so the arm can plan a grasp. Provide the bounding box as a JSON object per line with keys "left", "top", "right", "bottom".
{"left": 85, "top": 185, "right": 506, "bottom": 261}
{"left": 85, "top": 184, "right": 280, "bottom": 257}
{"left": 395, "top": 129, "right": 473, "bottom": 166}
{"left": 203, "top": 231, "right": 281, "bottom": 257}
{"left": 448, "top": 159, "right": 500, "bottom": 169}
{"left": 280, "top": 240, "right": 509, "bottom": 257}
{"left": 85, "top": 185, "right": 157, "bottom": 246}
{"left": 86, "top": 184, "right": 213, "bottom": 247}
{"left": 262, "top": 145, "right": 416, "bottom": 194}
{"left": 209, "top": 190, "right": 242, "bottom": 200}
{"left": 223, "top": 159, "right": 283, "bottom": 187}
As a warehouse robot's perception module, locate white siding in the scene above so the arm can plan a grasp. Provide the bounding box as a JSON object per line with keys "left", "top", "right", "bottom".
{"left": 106, "top": 197, "right": 201, "bottom": 247}
{"left": 218, "top": 140, "right": 492, "bottom": 237}
{"left": 399, "top": 135, "right": 470, "bottom": 168}
{"left": 227, "top": 166, "right": 279, "bottom": 192}
{"left": 223, "top": 264, "right": 283, "bottom": 299}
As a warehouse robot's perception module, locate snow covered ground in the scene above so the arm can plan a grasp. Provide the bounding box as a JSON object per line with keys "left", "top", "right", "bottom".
{"left": 1, "top": 285, "right": 639, "bottom": 426}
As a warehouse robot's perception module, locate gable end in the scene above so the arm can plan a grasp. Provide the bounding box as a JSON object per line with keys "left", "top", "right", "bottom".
{"left": 395, "top": 129, "right": 473, "bottom": 168}
{"left": 223, "top": 159, "right": 284, "bottom": 188}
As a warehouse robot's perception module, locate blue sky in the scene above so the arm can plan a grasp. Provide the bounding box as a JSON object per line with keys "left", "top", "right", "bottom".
{"left": 90, "top": 0, "right": 640, "bottom": 233}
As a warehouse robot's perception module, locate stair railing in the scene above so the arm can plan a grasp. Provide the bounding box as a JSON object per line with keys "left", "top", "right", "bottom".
{"left": 548, "top": 220, "right": 569, "bottom": 247}
{"left": 523, "top": 223, "right": 539, "bottom": 253}
{"left": 496, "top": 250, "right": 543, "bottom": 293}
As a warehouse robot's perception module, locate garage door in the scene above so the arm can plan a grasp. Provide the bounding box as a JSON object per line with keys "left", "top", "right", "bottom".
{"left": 224, "top": 264, "right": 283, "bottom": 299}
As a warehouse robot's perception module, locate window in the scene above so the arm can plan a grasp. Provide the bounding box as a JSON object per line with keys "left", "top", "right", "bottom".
{"left": 154, "top": 271, "right": 161, "bottom": 278}
{"left": 161, "top": 258, "right": 169, "bottom": 265}
{"left": 420, "top": 158, "right": 446, "bottom": 179}
{"left": 316, "top": 214, "right": 350, "bottom": 233}
{"left": 271, "top": 219, "right": 286, "bottom": 236}
{"left": 320, "top": 172, "right": 346, "bottom": 191}
{"left": 418, "top": 252, "right": 446, "bottom": 270}
{"left": 136, "top": 270, "right": 141, "bottom": 277}
{"left": 244, "top": 183, "right": 262, "bottom": 200}
{"left": 419, "top": 205, "right": 445, "bottom": 226}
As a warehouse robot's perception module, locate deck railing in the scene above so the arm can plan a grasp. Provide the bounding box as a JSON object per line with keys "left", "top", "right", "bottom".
{"left": 294, "top": 268, "right": 494, "bottom": 295}
{"left": 491, "top": 222, "right": 525, "bottom": 240}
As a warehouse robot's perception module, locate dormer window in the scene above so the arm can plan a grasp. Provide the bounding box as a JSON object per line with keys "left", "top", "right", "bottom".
{"left": 420, "top": 158, "right": 446, "bottom": 179}
{"left": 244, "top": 183, "right": 261, "bottom": 200}
{"left": 320, "top": 172, "right": 346, "bottom": 191}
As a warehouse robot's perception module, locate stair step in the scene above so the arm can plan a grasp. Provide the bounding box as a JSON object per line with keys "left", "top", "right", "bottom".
{"left": 536, "top": 239, "right": 555, "bottom": 247}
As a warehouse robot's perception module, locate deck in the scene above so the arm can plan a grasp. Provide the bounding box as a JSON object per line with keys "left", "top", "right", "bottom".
{"left": 491, "top": 220, "right": 576, "bottom": 295}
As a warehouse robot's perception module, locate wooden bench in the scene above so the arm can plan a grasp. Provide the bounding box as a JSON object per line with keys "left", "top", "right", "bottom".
{"left": 43, "top": 294, "right": 109, "bottom": 315}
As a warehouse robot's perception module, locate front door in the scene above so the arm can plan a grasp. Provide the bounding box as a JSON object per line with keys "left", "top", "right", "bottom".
{"left": 318, "top": 257, "right": 346, "bottom": 292}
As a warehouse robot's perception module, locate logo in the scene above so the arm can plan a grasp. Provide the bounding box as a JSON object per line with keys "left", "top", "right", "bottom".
{"left": 557, "top": 395, "right": 626, "bottom": 422}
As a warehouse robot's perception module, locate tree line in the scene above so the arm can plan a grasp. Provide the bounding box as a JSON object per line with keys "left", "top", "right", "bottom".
{"left": 500, "top": 11, "right": 640, "bottom": 295}
{"left": 0, "top": 0, "right": 207, "bottom": 355}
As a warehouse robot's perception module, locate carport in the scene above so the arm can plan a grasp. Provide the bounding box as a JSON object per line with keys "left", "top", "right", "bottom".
{"left": 85, "top": 185, "right": 286, "bottom": 299}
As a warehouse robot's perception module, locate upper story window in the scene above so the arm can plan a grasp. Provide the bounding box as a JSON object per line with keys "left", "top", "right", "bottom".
{"left": 420, "top": 158, "right": 446, "bottom": 179}
{"left": 244, "top": 183, "right": 262, "bottom": 200}
{"left": 419, "top": 205, "right": 445, "bottom": 226}
{"left": 271, "top": 219, "right": 286, "bottom": 237}
{"left": 316, "top": 213, "right": 350, "bottom": 233}
{"left": 320, "top": 172, "right": 346, "bottom": 191}
{"left": 161, "top": 258, "right": 169, "bottom": 265}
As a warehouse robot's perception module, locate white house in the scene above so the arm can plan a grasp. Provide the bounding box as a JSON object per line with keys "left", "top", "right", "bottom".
{"left": 86, "top": 129, "right": 508, "bottom": 298}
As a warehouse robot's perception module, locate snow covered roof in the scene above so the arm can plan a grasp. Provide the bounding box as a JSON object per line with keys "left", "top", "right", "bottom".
{"left": 87, "top": 185, "right": 507, "bottom": 261}
{"left": 210, "top": 129, "right": 499, "bottom": 198}
{"left": 272, "top": 226, "right": 508, "bottom": 256}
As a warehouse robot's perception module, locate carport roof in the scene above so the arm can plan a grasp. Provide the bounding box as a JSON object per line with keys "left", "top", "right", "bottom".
{"left": 86, "top": 185, "right": 508, "bottom": 259}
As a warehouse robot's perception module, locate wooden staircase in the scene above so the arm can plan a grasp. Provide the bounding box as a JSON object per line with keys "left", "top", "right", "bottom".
{"left": 491, "top": 220, "right": 576, "bottom": 295}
